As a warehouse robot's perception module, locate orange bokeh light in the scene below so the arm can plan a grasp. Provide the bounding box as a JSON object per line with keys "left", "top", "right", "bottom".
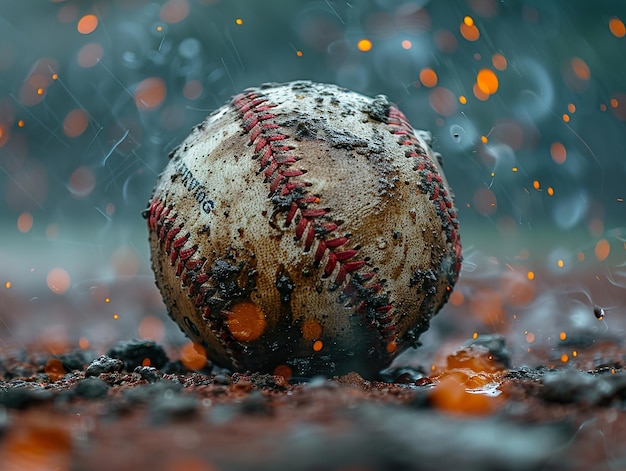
{"left": 77, "top": 14, "right": 98, "bottom": 34}
{"left": 492, "top": 53, "right": 507, "bottom": 71}
{"left": 47, "top": 268, "right": 71, "bottom": 295}
{"left": 550, "top": 141, "right": 567, "bottom": 164}
{"left": 609, "top": 17, "right": 626, "bottom": 38}
{"left": 135, "top": 77, "right": 167, "bottom": 110}
{"left": 273, "top": 364, "right": 292, "bottom": 380}
{"left": 449, "top": 289, "right": 464, "bottom": 306}
{"left": 460, "top": 22, "right": 480, "bottom": 41}
{"left": 63, "top": 109, "right": 89, "bottom": 138}
{"left": 428, "top": 87, "right": 457, "bottom": 116}
{"left": 68, "top": 166, "right": 96, "bottom": 198}
{"left": 594, "top": 239, "right": 610, "bottom": 261}
{"left": 226, "top": 302, "right": 266, "bottom": 342}
{"left": 180, "top": 342, "right": 207, "bottom": 371}
{"left": 419, "top": 68, "right": 438, "bottom": 88}
{"left": 77, "top": 42, "right": 103, "bottom": 68}
{"left": 468, "top": 287, "right": 505, "bottom": 326}
{"left": 160, "top": 0, "right": 190, "bottom": 24}
{"left": 473, "top": 187, "right": 497, "bottom": 215}
{"left": 138, "top": 315, "right": 166, "bottom": 342}
{"left": 357, "top": 38, "right": 372, "bottom": 52}
{"left": 17, "top": 212, "right": 33, "bottom": 233}
{"left": 472, "top": 82, "right": 489, "bottom": 101}
{"left": 183, "top": 80, "right": 203, "bottom": 100}
{"left": 476, "top": 68, "right": 499, "bottom": 95}
{"left": 434, "top": 29, "right": 458, "bottom": 53}
{"left": 570, "top": 57, "right": 590, "bottom": 80}
{"left": 501, "top": 271, "right": 535, "bottom": 307}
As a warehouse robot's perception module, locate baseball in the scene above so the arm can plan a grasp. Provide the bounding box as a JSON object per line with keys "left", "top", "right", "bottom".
{"left": 145, "top": 81, "right": 462, "bottom": 378}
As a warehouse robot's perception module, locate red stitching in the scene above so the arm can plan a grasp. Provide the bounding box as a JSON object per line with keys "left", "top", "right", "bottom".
{"left": 386, "top": 106, "right": 462, "bottom": 279}
{"left": 232, "top": 90, "right": 399, "bottom": 352}
{"left": 232, "top": 92, "right": 367, "bottom": 287}
{"left": 148, "top": 199, "right": 245, "bottom": 369}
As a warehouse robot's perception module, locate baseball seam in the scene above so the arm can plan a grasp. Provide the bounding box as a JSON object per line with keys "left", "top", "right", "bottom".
{"left": 149, "top": 88, "right": 461, "bottom": 368}
{"left": 148, "top": 198, "right": 245, "bottom": 367}
{"left": 232, "top": 91, "right": 398, "bottom": 350}
{"left": 386, "top": 107, "right": 462, "bottom": 278}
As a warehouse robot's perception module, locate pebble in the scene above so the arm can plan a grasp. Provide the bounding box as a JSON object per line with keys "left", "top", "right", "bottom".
{"left": 240, "top": 390, "right": 272, "bottom": 416}
{"left": 462, "top": 334, "right": 511, "bottom": 368}
{"left": 150, "top": 394, "right": 198, "bottom": 423}
{"left": 541, "top": 369, "right": 626, "bottom": 406}
{"left": 106, "top": 339, "right": 169, "bottom": 371}
{"left": 123, "top": 380, "right": 183, "bottom": 405}
{"left": 85, "top": 355, "right": 124, "bottom": 377}
{"left": 74, "top": 377, "right": 110, "bottom": 400}
{"left": 58, "top": 349, "right": 96, "bottom": 372}
{"left": 134, "top": 366, "right": 162, "bottom": 383}
{"left": 0, "top": 387, "right": 53, "bottom": 409}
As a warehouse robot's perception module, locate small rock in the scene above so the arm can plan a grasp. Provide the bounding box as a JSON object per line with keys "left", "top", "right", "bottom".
{"left": 0, "top": 387, "right": 53, "bottom": 409}
{"left": 213, "top": 373, "right": 231, "bottom": 385}
{"left": 106, "top": 339, "right": 169, "bottom": 371}
{"left": 541, "top": 369, "right": 613, "bottom": 405}
{"left": 58, "top": 349, "right": 95, "bottom": 371}
{"left": 0, "top": 405, "right": 7, "bottom": 433}
{"left": 85, "top": 355, "right": 124, "bottom": 377}
{"left": 134, "top": 366, "right": 162, "bottom": 383}
{"left": 5, "top": 364, "right": 35, "bottom": 379}
{"left": 380, "top": 366, "right": 426, "bottom": 384}
{"left": 74, "top": 377, "right": 110, "bottom": 399}
{"left": 463, "top": 334, "right": 511, "bottom": 368}
{"left": 161, "top": 360, "right": 188, "bottom": 375}
{"left": 123, "top": 380, "right": 183, "bottom": 405}
{"left": 150, "top": 394, "right": 198, "bottom": 423}
{"left": 240, "top": 390, "right": 272, "bottom": 416}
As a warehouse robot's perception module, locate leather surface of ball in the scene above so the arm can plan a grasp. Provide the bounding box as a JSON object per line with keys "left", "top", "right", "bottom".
{"left": 146, "top": 81, "right": 462, "bottom": 378}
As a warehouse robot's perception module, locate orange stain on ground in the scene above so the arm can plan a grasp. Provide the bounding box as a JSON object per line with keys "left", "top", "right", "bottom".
{"left": 430, "top": 346, "right": 507, "bottom": 417}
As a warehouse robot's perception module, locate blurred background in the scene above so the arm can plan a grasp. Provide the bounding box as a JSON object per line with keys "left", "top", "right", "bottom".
{"left": 1, "top": 0, "right": 625, "bottom": 367}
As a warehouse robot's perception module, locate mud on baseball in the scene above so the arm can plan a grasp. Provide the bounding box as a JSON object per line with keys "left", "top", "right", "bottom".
{"left": 145, "top": 81, "right": 462, "bottom": 378}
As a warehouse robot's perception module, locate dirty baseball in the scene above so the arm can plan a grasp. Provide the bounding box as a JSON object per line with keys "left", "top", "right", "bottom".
{"left": 145, "top": 81, "right": 462, "bottom": 378}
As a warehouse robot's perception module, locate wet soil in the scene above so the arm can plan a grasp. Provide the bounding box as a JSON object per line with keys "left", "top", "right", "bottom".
{"left": 0, "top": 331, "right": 624, "bottom": 471}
